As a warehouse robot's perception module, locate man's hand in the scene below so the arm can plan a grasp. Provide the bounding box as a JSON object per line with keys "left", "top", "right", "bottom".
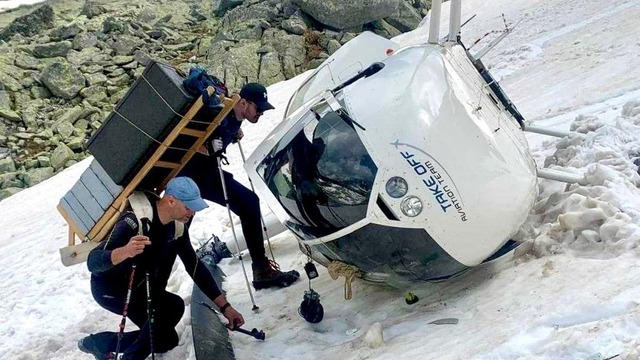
{"left": 111, "top": 235, "right": 151, "bottom": 265}
{"left": 211, "top": 138, "right": 224, "bottom": 153}
{"left": 222, "top": 305, "right": 245, "bottom": 330}
{"left": 234, "top": 129, "right": 244, "bottom": 143}
{"left": 122, "top": 235, "right": 151, "bottom": 258}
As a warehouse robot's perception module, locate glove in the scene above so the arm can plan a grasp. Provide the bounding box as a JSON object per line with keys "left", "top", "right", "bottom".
{"left": 211, "top": 138, "right": 224, "bottom": 153}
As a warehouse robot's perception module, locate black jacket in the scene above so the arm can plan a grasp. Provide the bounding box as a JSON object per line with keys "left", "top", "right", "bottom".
{"left": 87, "top": 195, "right": 222, "bottom": 302}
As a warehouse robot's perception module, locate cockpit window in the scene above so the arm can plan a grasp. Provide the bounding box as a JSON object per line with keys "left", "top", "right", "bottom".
{"left": 258, "top": 108, "right": 377, "bottom": 240}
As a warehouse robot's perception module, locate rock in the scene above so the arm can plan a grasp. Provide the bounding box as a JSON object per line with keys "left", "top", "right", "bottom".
{"left": 293, "top": 0, "right": 401, "bottom": 30}
{"left": 14, "top": 53, "right": 40, "bottom": 70}
{"left": 41, "top": 62, "right": 86, "bottom": 100}
{"left": 66, "top": 136, "right": 85, "bottom": 150}
{"left": 326, "top": 39, "right": 341, "bottom": 55}
{"left": 66, "top": 47, "right": 104, "bottom": 65}
{"left": 0, "top": 90, "right": 12, "bottom": 110}
{"left": 217, "top": 0, "right": 245, "bottom": 16}
{"left": 108, "top": 35, "right": 145, "bottom": 55}
{"left": 0, "top": 187, "right": 23, "bottom": 200}
{"left": 0, "top": 72, "right": 23, "bottom": 92}
{"left": 50, "top": 143, "right": 75, "bottom": 170}
{"left": 138, "top": 8, "right": 157, "bottom": 23}
{"left": 33, "top": 41, "right": 74, "bottom": 58}
{"left": 0, "top": 157, "right": 16, "bottom": 173}
{"left": 23, "top": 167, "right": 54, "bottom": 187}
{"left": 53, "top": 106, "right": 84, "bottom": 125}
{"left": 72, "top": 32, "right": 98, "bottom": 50}
{"left": 0, "top": 108, "right": 22, "bottom": 123}
{"left": 282, "top": 16, "right": 307, "bottom": 35}
{"left": 164, "top": 43, "right": 196, "bottom": 52}
{"left": 55, "top": 121, "right": 75, "bottom": 138}
{"left": 49, "top": 24, "right": 83, "bottom": 41}
{"left": 37, "top": 156, "right": 50, "bottom": 167}
{"left": 258, "top": 52, "right": 286, "bottom": 84}
{"left": 85, "top": 73, "right": 108, "bottom": 87}
{"left": 0, "top": 4, "right": 55, "bottom": 41}
{"left": 369, "top": 19, "right": 401, "bottom": 38}
{"left": 80, "top": 2, "right": 108, "bottom": 19}
{"left": 30, "top": 86, "right": 52, "bottom": 99}
{"left": 385, "top": 0, "right": 422, "bottom": 32}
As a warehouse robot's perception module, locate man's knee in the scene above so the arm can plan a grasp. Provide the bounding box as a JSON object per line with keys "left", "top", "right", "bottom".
{"left": 161, "top": 292, "right": 185, "bottom": 327}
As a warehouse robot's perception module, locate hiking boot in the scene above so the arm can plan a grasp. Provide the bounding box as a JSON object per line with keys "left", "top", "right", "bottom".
{"left": 252, "top": 258, "right": 300, "bottom": 290}
{"left": 77, "top": 336, "right": 116, "bottom": 360}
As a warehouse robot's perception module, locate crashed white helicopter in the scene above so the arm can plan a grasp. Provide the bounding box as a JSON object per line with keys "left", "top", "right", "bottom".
{"left": 242, "top": 0, "right": 582, "bottom": 284}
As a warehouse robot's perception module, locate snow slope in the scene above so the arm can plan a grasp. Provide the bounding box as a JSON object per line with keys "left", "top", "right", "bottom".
{"left": 1, "top": 0, "right": 640, "bottom": 359}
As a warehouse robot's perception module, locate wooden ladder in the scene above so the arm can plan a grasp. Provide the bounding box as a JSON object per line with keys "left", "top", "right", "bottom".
{"left": 58, "top": 88, "right": 239, "bottom": 265}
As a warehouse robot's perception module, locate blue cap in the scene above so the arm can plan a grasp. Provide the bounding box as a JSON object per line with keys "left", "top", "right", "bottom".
{"left": 165, "top": 177, "right": 208, "bottom": 212}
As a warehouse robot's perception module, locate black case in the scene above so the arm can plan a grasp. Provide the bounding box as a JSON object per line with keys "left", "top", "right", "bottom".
{"left": 87, "top": 61, "right": 195, "bottom": 185}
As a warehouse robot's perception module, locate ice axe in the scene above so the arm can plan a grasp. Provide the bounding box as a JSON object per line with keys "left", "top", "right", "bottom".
{"left": 198, "top": 302, "right": 266, "bottom": 340}
{"left": 233, "top": 327, "right": 266, "bottom": 341}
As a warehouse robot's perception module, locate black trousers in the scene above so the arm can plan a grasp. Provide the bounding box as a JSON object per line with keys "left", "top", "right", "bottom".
{"left": 180, "top": 158, "right": 266, "bottom": 263}
{"left": 90, "top": 283, "right": 184, "bottom": 360}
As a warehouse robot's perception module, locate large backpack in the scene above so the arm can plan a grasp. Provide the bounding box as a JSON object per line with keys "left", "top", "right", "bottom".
{"left": 183, "top": 67, "right": 229, "bottom": 110}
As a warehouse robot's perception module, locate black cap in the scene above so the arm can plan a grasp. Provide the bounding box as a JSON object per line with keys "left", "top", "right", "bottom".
{"left": 239, "top": 83, "right": 275, "bottom": 113}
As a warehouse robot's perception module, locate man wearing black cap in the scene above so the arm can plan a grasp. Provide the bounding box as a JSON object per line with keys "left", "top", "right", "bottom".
{"left": 180, "top": 83, "right": 300, "bottom": 290}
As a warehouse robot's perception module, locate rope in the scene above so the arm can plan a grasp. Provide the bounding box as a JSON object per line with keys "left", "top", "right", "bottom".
{"left": 327, "top": 261, "right": 360, "bottom": 300}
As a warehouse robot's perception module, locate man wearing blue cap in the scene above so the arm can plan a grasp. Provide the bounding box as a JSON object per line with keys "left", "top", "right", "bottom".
{"left": 180, "top": 83, "right": 300, "bottom": 290}
{"left": 79, "top": 177, "right": 244, "bottom": 360}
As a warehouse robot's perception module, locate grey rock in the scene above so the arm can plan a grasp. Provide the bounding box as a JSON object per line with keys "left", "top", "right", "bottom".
{"left": 0, "top": 157, "right": 16, "bottom": 173}
{"left": 0, "top": 91, "right": 12, "bottom": 110}
{"left": 55, "top": 121, "right": 75, "bottom": 138}
{"left": 133, "top": 50, "right": 152, "bottom": 66}
{"left": 258, "top": 52, "right": 286, "bottom": 84}
{"left": 50, "top": 143, "right": 75, "bottom": 170}
{"left": 370, "top": 19, "right": 402, "bottom": 38}
{"left": 13, "top": 133, "right": 34, "bottom": 141}
{"left": 0, "top": 108, "right": 22, "bottom": 123}
{"left": 0, "top": 187, "right": 23, "bottom": 199}
{"left": 0, "top": 4, "right": 55, "bottom": 41}
{"left": 23, "top": 167, "right": 54, "bottom": 187}
{"left": 66, "top": 47, "right": 103, "bottom": 65}
{"left": 41, "top": 62, "right": 86, "bottom": 100}
{"left": 138, "top": 8, "right": 157, "bottom": 23}
{"left": 281, "top": 17, "right": 307, "bottom": 35}
{"left": 385, "top": 1, "right": 422, "bottom": 32}
{"left": 53, "top": 105, "right": 84, "bottom": 125}
{"left": 80, "top": 2, "right": 108, "bottom": 19}
{"left": 0, "top": 72, "right": 24, "bottom": 92}
{"left": 110, "top": 88, "right": 129, "bottom": 104}
{"left": 74, "top": 119, "right": 89, "bottom": 133}
{"left": 50, "top": 24, "right": 82, "bottom": 41}
{"left": 80, "top": 64, "right": 104, "bottom": 74}
{"left": 66, "top": 136, "right": 85, "bottom": 150}
{"left": 326, "top": 39, "right": 341, "bottom": 55}
{"left": 217, "top": 0, "right": 245, "bottom": 16}
{"left": 33, "top": 41, "right": 73, "bottom": 58}
{"left": 164, "top": 43, "right": 196, "bottom": 52}
{"left": 113, "top": 56, "right": 135, "bottom": 65}
{"left": 72, "top": 32, "right": 99, "bottom": 50}
{"left": 293, "top": 0, "right": 401, "bottom": 30}
{"left": 14, "top": 54, "right": 40, "bottom": 70}
{"left": 108, "top": 35, "right": 145, "bottom": 55}
{"left": 103, "top": 17, "right": 126, "bottom": 34}
{"left": 106, "top": 73, "right": 131, "bottom": 87}
{"left": 30, "top": 86, "right": 52, "bottom": 99}
{"left": 37, "top": 156, "right": 50, "bottom": 167}
{"left": 85, "top": 73, "right": 108, "bottom": 87}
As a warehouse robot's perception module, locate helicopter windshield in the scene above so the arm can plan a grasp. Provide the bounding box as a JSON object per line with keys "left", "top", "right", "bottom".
{"left": 258, "top": 108, "right": 377, "bottom": 240}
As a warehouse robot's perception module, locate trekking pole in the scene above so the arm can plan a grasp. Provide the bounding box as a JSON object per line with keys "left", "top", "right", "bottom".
{"left": 237, "top": 140, "right": 275, "bottom": 262}
{"left": 115, "top": 264, "right": 136, "bottom": 359}
{"left": 145, "top": 271, "right": 155, "bottom": 360}
{"left": 216, "top": 156, "right": 259, "bottom": 312}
